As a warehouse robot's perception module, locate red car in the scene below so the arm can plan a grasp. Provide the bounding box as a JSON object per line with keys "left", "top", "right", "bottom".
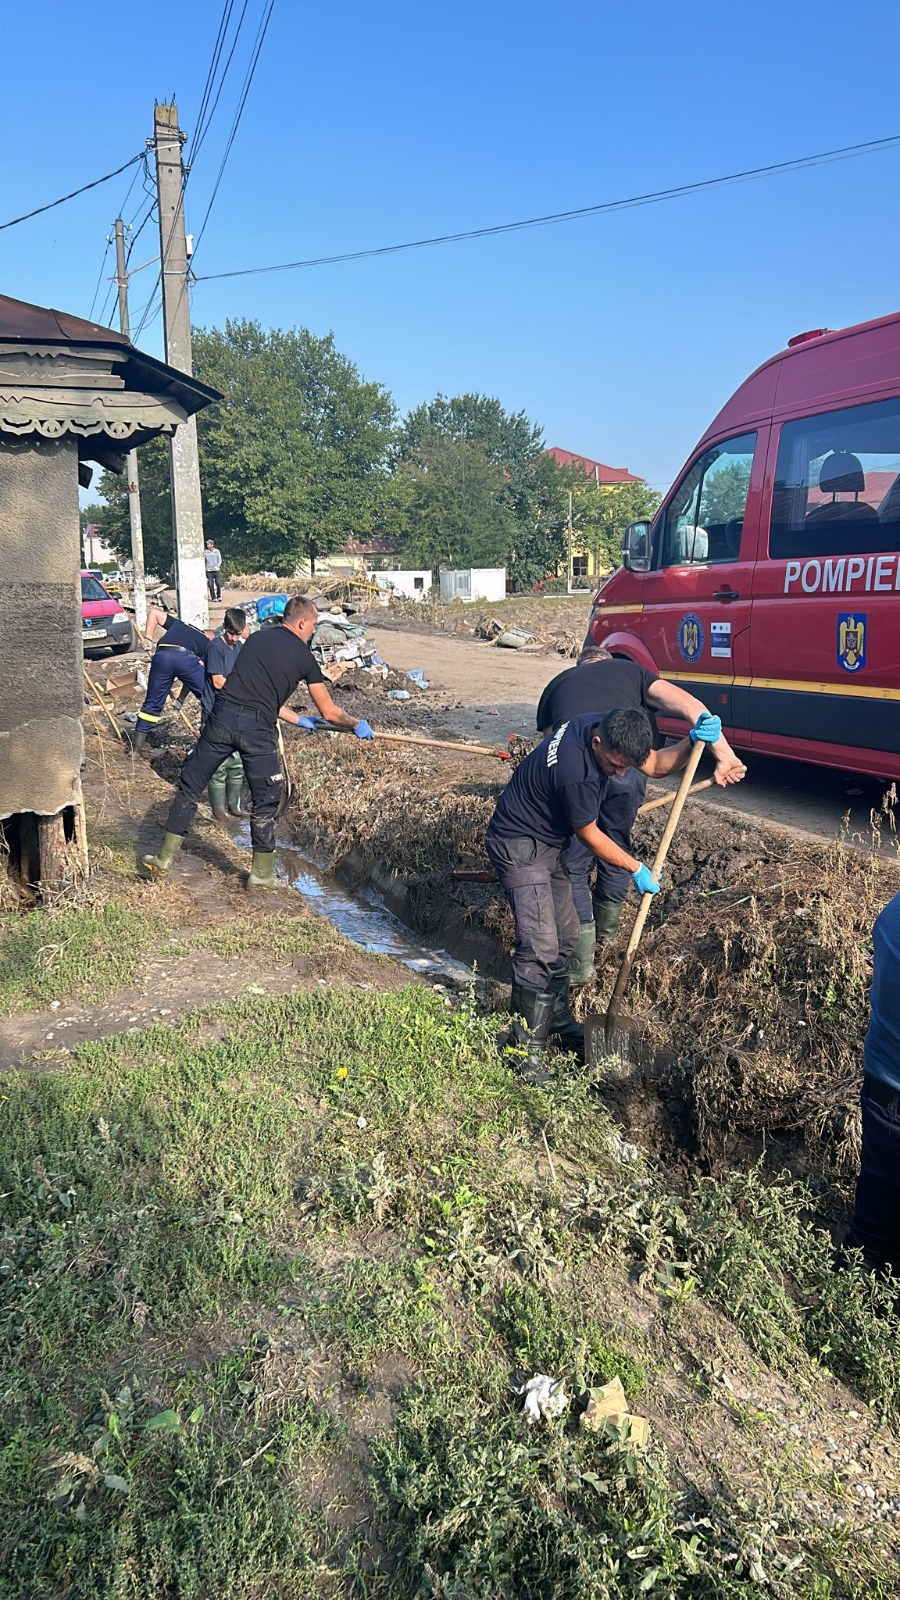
{"left": 587, "top": 311, "right": 900, "bottom": 781}
{"left": 81, "top": 570, "right": 133, "bottom": 655}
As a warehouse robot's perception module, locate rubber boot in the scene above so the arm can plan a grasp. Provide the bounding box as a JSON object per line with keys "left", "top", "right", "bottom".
{"left": 548, "top": 972, "right": 586, "bottom": 1062}
{"left": 225, "top": 761, "right": 249, "bottom": 817}
{"left": 594, "top": 898, "right": 625, "bottom": 946}
{"left": 246, "top": 850, "right": 278, "bottom": 890}
{"left": 568, "top": 921, "right": 597, "bottom": 987}
{"left": 141, "top": 831, "right": 183, "bottom": 876}
{"left": 505, "top": 984, "right": 556, "bottom": 1085}
{"left": 131, "top": 719, "right": 151, "bottom": 754}
{"left": 207, "top": 765, "right": 230, "bottom": 825}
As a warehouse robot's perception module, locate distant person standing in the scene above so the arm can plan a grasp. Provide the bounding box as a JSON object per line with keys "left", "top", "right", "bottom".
{"left": 205, "top": 539, "right": 223, "bottom": 601}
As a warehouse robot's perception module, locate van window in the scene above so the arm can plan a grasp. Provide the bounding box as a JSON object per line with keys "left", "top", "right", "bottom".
{"left": 660, "top": 433, "right": 756, "bottom": 566}
{"left": 769, "top": 397, "right": 900, "bottom": 558}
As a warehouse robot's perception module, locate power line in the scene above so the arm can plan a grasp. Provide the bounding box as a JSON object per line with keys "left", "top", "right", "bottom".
{"left": 194, "top": 132, "right": 900, "bottom": 282}
{"left": 191, "top": 0, "right": 250, "bottom": 165}
{"left": 0, "top": 151, "right": 144, "bottom": 233}
{"left": 191, "top": 0, "right": 275, "bottom": 260}
{"left": 87, "top": 234, "right": 113, "bottom": 322}
{"left": 191, "top": 0, "right": 235, "bottom": 158}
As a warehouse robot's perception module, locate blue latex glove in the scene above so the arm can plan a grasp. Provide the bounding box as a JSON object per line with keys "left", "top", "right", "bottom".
{"left": 294, "top": 716, "right": 316, "bottom": 731}
{"left": 632, "top": 863, "right": 660, "bottom": 896}
{"left": 354, "top": 719, "right": 375, "bottom": 741}
{"left": 690, "top": 712, "right": 722, "bottom": 744}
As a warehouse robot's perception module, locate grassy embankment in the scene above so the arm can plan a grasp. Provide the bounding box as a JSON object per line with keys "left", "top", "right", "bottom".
{"left": 2, "top": 894, "right": 900, "bottom": 1595}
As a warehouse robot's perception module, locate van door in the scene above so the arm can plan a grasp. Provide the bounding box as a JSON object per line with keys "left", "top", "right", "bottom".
{"left": 750, "top": 395, "right": 900, "bottom": 770}
{"left": 637, "top": 430, "right": 764, "bottom": 733}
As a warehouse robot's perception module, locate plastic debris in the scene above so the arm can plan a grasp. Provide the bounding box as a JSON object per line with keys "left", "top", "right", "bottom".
{"left": 387, "top": 689, "right": 411, "bottom": 700}
{"left": 514, "top": 1373, "right": 569, "bottom": 1425}
{"left": 406, "top": 668, "right": 430, "bottom": 689}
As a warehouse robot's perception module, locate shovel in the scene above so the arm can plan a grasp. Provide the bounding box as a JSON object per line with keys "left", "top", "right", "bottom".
{"left": 604, "top": 738, "right": 705, "bottom": 1048}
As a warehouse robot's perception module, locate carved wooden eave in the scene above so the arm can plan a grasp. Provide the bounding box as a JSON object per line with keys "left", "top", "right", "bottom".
{"left": 0, "top": 343, "right": 196, "bottom": 470}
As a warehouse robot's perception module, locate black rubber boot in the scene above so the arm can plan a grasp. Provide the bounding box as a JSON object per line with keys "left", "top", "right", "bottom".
{"left": 594, "top": 898, "right": 625, "bottom": 946}
{"left": 548, "top": 972, "right": 586, "bottom": 1062}
{"left": 225, "top": 766, "right": 249, "bottom": 817}
{"left": 568, "top": 921, "right": 597, "bottom": 986}
{"left": 130, "top": 719, "right": 151, "bottom": 754}
{"left": 246, "top": 850, "right": 278, "bottom": 890}
{"left": 505, "top": 984, "right": 556, "bottom": 1085}
{"left": 141, "top": 831, "right": 183, "bottom": 876}
{"left": 207, "top": 766, "right": 230, "bottom": 825}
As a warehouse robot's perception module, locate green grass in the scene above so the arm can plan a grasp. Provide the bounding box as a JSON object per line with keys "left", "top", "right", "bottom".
{"left": 191, "top": 910, "right": 348, "bottom": 959}
{"left": 0, "top": 900, "right": 164, "bottom": 1012}
{"left": 1, "top": 986, "right": 898, "bottom": 1597}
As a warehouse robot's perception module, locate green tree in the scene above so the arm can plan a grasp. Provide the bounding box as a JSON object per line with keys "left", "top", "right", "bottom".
{"left": 571, "top": 479, "right": 662, "bottom": 574}
{"left": 397, "top": 437, "right": 518, "bottom": 571}
{"left": 395, "top": 393, "right": 569, "bottom": 587}
{"left": 96, "top": 321, "right": 396, "bottom": 577}
{"left": 92, "top": 437, "right": 173, "bottom": 579}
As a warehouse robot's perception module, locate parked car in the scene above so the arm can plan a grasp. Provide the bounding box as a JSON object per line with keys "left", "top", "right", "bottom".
{"left": 586, "top": 310, "right": 900, "bottom": 781}
{"left": 81, "top": 571, "right": 133, "bottom": 655}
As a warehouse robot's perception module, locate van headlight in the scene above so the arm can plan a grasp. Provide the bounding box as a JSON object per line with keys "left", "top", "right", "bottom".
{"left": 112, "top": 611, "right": 128, "bottom": 623}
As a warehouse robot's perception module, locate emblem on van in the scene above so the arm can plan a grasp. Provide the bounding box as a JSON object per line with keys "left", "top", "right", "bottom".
{"left": 837, "top": 613, "right": 866, "bottom": 673}
{"left": 677, "top": 613, "right": 704, "bottom": 664}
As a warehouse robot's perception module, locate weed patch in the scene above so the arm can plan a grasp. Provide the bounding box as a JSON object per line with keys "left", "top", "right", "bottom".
{"left": 0, "top": 900, "right": 163, "bottom": 1012}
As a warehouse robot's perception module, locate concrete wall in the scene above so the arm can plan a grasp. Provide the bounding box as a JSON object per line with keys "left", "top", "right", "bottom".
{"left": 0, "top": 437, "right": 84, "bottom": 820}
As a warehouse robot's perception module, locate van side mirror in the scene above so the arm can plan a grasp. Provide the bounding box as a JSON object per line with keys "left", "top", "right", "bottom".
{"left": 622, "top": 521, "right": 651, "bottom": 573}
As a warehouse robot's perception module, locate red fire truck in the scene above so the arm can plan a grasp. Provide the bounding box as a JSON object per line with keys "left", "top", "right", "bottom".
{"left": 586, "top": 311, "right": 900, "bottom": 779}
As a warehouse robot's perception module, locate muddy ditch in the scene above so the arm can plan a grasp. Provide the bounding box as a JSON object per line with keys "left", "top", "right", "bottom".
{"left": 282, "top": 736, "right": 900, "bottom": 1210}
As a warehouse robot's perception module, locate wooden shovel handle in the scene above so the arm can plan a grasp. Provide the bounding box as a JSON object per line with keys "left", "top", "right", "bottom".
{"left": 606, "top": 739, "right": 706, "bottom": 1032}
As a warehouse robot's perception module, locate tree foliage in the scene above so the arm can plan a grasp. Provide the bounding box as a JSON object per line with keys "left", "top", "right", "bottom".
{"left": 96, "top": 321, "right": 396, "bottom": 576}
{"left": 571, "top": 479, "right": 662, "bottom": 574}
{"left": 395, "top": 393, "right": 568, "bottom": 587}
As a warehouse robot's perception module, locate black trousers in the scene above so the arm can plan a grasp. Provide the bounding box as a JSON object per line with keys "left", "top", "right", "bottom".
{"left": 166, "top": 702, "right": 283, "bottom": 852}
{"left": 846, "top": 1075, "right": 900, "bottom": 1277}
{"left": 137, "top": 648, "right": 206, "bottom": 724}
{"left": 562, "top": 766, "right": 647, "bottom": 920}
{"left": 485, "top": 828, "right": 581, "bottom": 991}
{"left": 207, "top": 570, "right": 222, "bottom": 601}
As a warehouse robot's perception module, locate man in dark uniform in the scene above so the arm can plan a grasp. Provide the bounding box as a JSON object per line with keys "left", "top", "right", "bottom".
{"left": 537, "top": 646, "right": 746, "bottom": 982}
{"left": 845, "top": 892, "right": 900, "bottom": 1278}
{"left": 131, "top": 602, "right": 212, "bottom": 753}
{"left": 203, "top": 606, "right": 251, "bottom": 823}
{"left": 486, "top": 706, "right": 725, "bottom": 1080}
{"left": 142, "top": 596, "right": 375, "bottom": 889}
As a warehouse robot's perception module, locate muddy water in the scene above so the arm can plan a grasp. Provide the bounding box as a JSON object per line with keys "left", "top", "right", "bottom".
{"left": 232, "top": 825, "right": 476, "bottom": 987}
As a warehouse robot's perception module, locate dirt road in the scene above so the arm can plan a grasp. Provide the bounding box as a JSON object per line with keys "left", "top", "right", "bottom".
{"left": 365, "top": 624, "right": 898, "bottom": 850}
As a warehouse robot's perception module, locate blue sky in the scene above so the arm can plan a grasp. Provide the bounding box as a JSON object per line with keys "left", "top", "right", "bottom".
{"left": 3, "top": 0, "right": 899, "bottom": 491}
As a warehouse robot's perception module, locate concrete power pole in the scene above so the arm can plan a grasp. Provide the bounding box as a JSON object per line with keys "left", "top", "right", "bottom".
{"left": 153, "top": 99, "right": 208, "bottom": 626}
{"left": 113, "top": 219, "right": 148, "bottom": 634}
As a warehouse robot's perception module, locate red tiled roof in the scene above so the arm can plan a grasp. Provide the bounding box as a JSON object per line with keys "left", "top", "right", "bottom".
{"left": 546, "top": 446, "right": 640, "bottom": 484}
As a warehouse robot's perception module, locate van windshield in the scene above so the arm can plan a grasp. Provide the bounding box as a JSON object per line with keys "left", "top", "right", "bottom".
{"left": 81, "top": 576, "right": 109, "bottom": 602}
{"left": 770, "top": 396, "right": 900, "bottom": 559}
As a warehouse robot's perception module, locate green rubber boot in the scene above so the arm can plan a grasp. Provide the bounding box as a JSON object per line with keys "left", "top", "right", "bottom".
{"left": 568, "top": 921, "right": 597, "bottom": 986}
{"left": 594, "top": 899, "right": 625, "bottom": 946}
{"left": 246, "top": 850, "right": 278, "bottom": 890}
{"left": 504, "top": 984, "right": 556, "bottom": 1086}
{"left": 207, "top": 765, "right": 230, "bottom": 824}
{"left": 225, "top": 757, "right": 249, "bottom": 817}
{"left": 141, "top": 831, "right": 183, "bottom": 877}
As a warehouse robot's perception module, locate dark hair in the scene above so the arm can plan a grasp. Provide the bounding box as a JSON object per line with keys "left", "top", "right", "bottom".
{"left": 577, "top": 645, "right": 613, "bottom": 666}
{"left": 595, "top": 708, "right": 653, "bottom": 766}
{"left": 283, "top": 595, "right": 318, "bottom": 626}
{"left": 223, "top": 607, "right": 246, "bottom": 634}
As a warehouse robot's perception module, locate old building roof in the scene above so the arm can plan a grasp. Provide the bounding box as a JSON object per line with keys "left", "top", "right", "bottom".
{"left": 546, "top": 446, "right": 640, "bottom": 484}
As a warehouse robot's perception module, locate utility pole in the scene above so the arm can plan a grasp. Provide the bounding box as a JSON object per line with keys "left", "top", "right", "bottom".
{"left": 113, "top": 218, "right": 148, "bottom": 634}
{"left": 153, "top": 99, "right": 208, "bottom": 626}
{"left": 567, "top": 488, "right": 574, "bottom": 595}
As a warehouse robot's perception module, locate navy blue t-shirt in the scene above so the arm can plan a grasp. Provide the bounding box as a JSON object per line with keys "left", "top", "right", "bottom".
{"left": 202, "top": 634, "right": 242, "bottom": 713}
{"left": 160, "top": 614, "right": 210, "bottom": 659}
{"left": 864, "top": 892, "right": 900, "bottom": 1091}
{"left": 489, "top": 714, "right": 610, "bottom": 847}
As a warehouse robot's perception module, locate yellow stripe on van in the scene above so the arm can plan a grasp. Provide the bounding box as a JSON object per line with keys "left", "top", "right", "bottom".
{"left": 659, "top": 670, "right": 900, "bottom": 702}
{"left": 593, "top": 604, "right": 645, "bottom": 614}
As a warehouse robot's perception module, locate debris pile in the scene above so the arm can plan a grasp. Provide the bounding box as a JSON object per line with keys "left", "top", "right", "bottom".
{"left": 230, "top": 572, "right": 380, "bottom": 610}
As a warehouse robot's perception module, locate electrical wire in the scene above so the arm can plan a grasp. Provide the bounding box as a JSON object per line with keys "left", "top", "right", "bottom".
{"left": 191, "top": 0, "right": 250, "bottom": 165}
{"left": 191, "top": 0, "right": 235, "bottom": 158}
{"left": 190, "top": 0, "right": 275, "bottom": 260}
{"left": 87, "top": 234, "right": 113, "bottom": 322}
{"left": 0, "top": 151, "right": 144, "bottom": 232}
{"left": 194, "top": 132, "right": 900, "bottom": 281}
